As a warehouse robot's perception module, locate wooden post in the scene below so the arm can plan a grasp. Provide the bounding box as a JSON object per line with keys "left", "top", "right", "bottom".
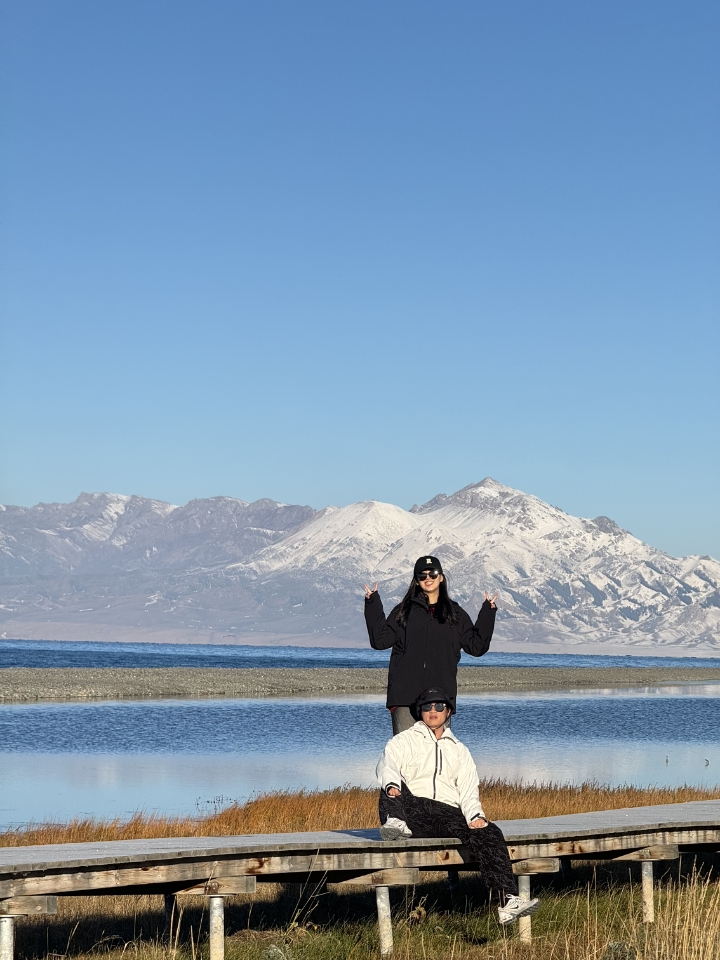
{"left": 208, "top": 896, "right": 225, "bottom": 960}
{"left": 641, "top": 861, "right": 654, "bottom": 923}
{"left": 284, "top": 882, "right": 303, "bottom": 903}
{"left": 375, "top": 885, "right": 393, "bottom": 957}
{"left": 446, "top": 868, "right": 460, "bottom": 893}
{"left": 163, "top": 893, "right": 176, "bottom": 937}
{"left": 517, "top": 875, "right": 532, "bottom": 943}
{"left": 307, "top": 879, "right": 328, "bottom": 925}
{"left": 0, "top": 917, "right": 15, "bottom": 960}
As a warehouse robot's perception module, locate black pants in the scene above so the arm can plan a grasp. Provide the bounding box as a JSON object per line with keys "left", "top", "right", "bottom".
{"left": 379, "top": 787, "right": 517, "bottom": 897}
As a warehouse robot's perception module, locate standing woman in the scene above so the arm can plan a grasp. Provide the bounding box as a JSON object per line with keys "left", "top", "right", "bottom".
{"left": 363, "top": 556, "right": 497, "bottom": 735}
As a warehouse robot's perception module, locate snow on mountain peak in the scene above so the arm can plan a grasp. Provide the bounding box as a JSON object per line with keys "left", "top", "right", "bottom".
{"left": 413, "top": 477, "right": 552, "bottom": 514}
{"left": 0, "top": 482, "right": 718, "bottom": 649}
{"left": 248, "top": 499, "right": 419, "bottom": 575}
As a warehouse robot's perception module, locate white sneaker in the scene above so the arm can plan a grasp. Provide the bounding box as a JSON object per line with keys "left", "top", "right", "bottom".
{"left": 497, "top": 895, "right": 540, "bottom": 925}
{"left": 379, "top": 817, "right": 412, "bottom": 840}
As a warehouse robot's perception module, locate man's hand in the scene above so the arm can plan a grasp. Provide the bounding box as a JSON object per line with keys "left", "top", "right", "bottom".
{"left": 469, "top": 817, "right": 488, "bottom": 829}
{"left": 387, "top": 786, "right": 401, "bottom": 798}
{"left": 484, "top": 591, "right": 498, "bottom": 609}
{"left": 363, "top": 582, "right": 379, "bottom": 599}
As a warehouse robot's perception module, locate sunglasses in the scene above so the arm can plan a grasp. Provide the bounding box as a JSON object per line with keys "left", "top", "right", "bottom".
{"left": 417, "top": 571, "right": 440, "bottom": 581}
{"left": 420, "top": 701, "right": 449, "bottom": 713}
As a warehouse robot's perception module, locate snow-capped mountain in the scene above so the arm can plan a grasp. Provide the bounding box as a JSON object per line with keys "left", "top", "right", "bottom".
{"left": 0, "top": 492, "right": 317, "bottom": 577}
{"left": 1, "top": 480, "right": 718, "bottom": 650}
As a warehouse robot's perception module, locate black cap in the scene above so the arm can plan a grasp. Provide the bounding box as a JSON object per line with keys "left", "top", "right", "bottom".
{"left": 414, "top": 555, "right": 443, "bottom": 578}
{"left": 415, "top": 686, "right": 454, "bottom": 715}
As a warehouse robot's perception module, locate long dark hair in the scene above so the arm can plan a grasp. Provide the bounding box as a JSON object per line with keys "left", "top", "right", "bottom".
{"left": 396, "top": 573, "right": 458, "bottom": 626}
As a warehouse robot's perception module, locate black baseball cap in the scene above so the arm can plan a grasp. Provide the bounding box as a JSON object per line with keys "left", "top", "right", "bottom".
{"left": 415, "top": 686, "right": 454, "bottom": 714}
{"left": 414, "top": 555, "right": 443, "bottom": 578}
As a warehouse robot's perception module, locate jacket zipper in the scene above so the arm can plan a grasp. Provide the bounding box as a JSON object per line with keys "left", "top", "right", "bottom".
{"left": 433, "top": 739, "right": 440, "bottom": 799}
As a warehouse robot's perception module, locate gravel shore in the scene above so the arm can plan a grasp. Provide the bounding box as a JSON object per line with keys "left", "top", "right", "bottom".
{"left": 2, "top": 665, "right": 720, "bottom": 702}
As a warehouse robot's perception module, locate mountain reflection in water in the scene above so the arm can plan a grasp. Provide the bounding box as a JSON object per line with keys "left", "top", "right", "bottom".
{"left": 2, "top": 686, "right": 720, "bottom": 828}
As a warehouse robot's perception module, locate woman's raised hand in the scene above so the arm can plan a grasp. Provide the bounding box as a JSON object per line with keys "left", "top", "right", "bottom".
{"left": 484, "top": 591, "right": 498, "bottom": 609}
{"left": 363, "top": 582, "right": 379, "bottom": 599}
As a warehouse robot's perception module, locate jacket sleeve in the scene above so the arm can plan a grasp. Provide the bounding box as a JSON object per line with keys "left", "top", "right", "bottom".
{"left": 458, "top": 600, "right": 496, "bottom": 657}
{"left": 365, "top": 591, "right": 402, "bottom": 651}
{"left": 376, "top": 735, "right": 407, "bottom": 794}
{"left": 455, "top": 744, "right": 486, "bottom": 824}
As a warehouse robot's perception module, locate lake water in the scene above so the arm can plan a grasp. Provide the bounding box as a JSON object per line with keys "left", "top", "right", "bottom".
{"left": 2, "top": 683, "right": 720, "bottom": 829}
{"left": 4, "top": 638, "right": 720, "bottom": 670}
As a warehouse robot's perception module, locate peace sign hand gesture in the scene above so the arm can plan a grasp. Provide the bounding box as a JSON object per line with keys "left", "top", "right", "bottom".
{"left": 485, "top": 591, "right": 498, "bottom": 609}
{"left": 363, "top": 582, "right": 379, "bottom": 599}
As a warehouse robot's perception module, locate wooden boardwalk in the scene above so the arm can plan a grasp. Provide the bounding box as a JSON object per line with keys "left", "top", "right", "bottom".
{"left": 500, "top": 798, "right": 720, "bottom": 856}
{"left": 2, "top": 800, "right": 720, "bottom": 958}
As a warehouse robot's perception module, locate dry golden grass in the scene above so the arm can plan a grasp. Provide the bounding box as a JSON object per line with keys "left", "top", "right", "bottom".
{"left": 13, "top": 870, "right": 720, "bottom": 959}
{"left": 3, "top": 780, "right": 720, "bottom": 848}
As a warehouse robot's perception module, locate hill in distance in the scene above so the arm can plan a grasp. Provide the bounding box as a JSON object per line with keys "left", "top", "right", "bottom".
{"left": 1, "top": 479, "right": 718, "bottom": 652}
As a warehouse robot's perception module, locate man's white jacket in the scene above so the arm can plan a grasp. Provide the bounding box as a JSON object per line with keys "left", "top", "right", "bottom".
{"left": 376, "top": 721, "right": 486, "bottom": 825}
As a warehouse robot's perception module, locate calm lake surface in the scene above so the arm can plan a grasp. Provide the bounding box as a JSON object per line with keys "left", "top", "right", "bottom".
{"left": 3, "top": 683, "right": 720, "bottom": 829}
{"left": 5, "top": 638, "right": 720, "bottom": 670}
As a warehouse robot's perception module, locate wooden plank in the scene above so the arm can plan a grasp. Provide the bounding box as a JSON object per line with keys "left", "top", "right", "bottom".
{"left": 512, "top": 858, "right": 560, "bottom": 875}
{"left": 0, "top": 831, "right": 460, "bottom": 875}
{"left": 0, "top": 830, "right": 704, "bottom": 898}
{"left": 0, "top": 862, "right": 214, "bottom": 899}
{"left": 0, "top": 897, "right": 57, "bottom": 916}
{"left": 397, "top": 848, "right": 468, "bottom": 868}
{"left": 0, "top": 848, "right": 462, "bottom": 898}
{"left": 0, "top": 835, "right": 708, "bottom": 898}
{"left": 331, "top": 868, "right": 420, "bottom": 888}
{"left": 0, "top": 800, "right": 719, "bottom": 903}
{"left": 498, "top": 799, "right": 720, "bottom": 842}
{"left": 507, "top": 826, "right": 720, "bottom": 860}
{"left": 614, "top": 845, "right": 679, "bottom": 862}
{"left": 177, "top": 877, "right": 257, "bottom": 895}
{"left": 4, "top": 800, "right": 720, "bottom": 878}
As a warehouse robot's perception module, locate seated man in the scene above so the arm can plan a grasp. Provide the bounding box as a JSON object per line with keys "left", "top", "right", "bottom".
{"left": 376, "top": 686, "right": 539, "bottom": 926}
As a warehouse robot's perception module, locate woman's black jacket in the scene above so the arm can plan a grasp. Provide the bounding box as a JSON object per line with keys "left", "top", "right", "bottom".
{"left": 364, "top": 591, "right": 496, "bottom": 710}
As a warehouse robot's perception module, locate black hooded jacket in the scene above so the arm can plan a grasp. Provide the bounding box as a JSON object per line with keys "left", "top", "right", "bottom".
{"left": 364, "top": 591, "right": 496, "bottom": 710}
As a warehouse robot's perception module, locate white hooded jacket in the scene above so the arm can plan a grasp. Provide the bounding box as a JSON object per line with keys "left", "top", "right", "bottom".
{"left": 376, "top": 721, "right": 486, "bottom": 825}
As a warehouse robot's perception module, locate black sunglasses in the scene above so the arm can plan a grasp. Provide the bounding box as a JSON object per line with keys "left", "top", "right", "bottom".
{"left": 420, "top": 701, "right": 449, "bottom": 713}
{"left": 417, "top": 571, "right": 440, "bottom": 581}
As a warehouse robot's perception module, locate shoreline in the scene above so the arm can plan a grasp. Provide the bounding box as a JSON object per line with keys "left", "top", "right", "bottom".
{"left": 3, "top": 665, "right": 720, "bottom": 702}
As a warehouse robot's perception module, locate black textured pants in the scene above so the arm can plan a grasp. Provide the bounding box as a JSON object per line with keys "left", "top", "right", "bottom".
{"left": 379, "top": 787, "right": 518, "bottom": 897}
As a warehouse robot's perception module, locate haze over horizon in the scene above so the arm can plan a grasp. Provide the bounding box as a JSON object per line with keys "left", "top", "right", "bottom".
{"left": 2, "top": 0, "right": 718, "bottom": 560}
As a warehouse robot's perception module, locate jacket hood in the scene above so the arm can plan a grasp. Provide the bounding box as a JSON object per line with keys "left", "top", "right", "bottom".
{"left": 413, "top": 720, "right": 458, "bottom": 742}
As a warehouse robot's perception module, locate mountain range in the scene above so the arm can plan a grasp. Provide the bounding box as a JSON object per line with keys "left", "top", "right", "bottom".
{"left": 1, "top": 479, "right": 719, "bottom": 651}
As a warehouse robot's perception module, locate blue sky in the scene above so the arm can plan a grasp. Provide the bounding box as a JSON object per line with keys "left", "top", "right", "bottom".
{"left": 2, "top": 0, "right": 718, "bottom": 559}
